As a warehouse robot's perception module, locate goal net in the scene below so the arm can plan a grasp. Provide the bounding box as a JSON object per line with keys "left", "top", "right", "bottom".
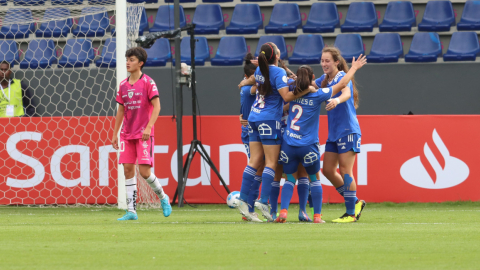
{"left": 0, "top": 0, "right": 150, "bottom": 207}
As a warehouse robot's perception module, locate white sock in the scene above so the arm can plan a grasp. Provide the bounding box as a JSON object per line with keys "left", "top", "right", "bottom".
{"left": 125, "top": 177, "right": 137, "bottom": 213}
{"left": 145, "top": 173, "right": 166, "bottom": 200}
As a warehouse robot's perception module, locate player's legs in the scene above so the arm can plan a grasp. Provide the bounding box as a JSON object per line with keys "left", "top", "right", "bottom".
{"left": 300, "top": 144, "right": 324, "bottom": 223}
{"left": 322, "top": 151, "right": 345, "bottom": 190}
{"left": 255, "top": 143, "right": 281, "bottom": 221}
{"left": 269, "top": 164, "right": 283, "bottom": 219}
{"left": 118, "top": 139, "right": 138, "bottom": 220}
{"left": 296, "top": 165, "right": 311, "bottom": 222}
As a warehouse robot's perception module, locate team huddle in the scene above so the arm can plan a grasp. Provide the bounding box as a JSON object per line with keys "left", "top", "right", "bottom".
{"left": 237, "top": 43, "right": 367, "bottom": 223}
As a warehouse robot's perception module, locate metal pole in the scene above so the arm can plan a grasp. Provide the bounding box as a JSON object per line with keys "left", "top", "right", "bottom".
{"left": 190, "top": 30, "right": 197, "bottom": 141}
{"left": 174, "top": 0, "right": 184, "bottom": 207}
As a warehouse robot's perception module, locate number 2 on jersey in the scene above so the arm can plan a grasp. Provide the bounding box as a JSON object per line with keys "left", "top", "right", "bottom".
{"left": 290, "top": 104, "right": 303, "bottom": 131}
{"left": 255, "top": 95, "right": 265, "bottom": 108}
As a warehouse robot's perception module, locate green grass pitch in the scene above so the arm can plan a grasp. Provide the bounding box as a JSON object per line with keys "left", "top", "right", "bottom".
{"left": 1, "top": 202, "right": 479, "bottom": 270}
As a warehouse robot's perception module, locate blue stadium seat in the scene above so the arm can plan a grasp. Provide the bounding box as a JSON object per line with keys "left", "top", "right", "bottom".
{"left": 36, "top": 8, "right": 73, "bottom": 38}
{"left": 172, "top": 37, "right": 210, "bottom": 66}
{"left": 302, "top": 3, "right": 339, "bottom": 33}
{"left": 405, "top": 33, "right": 442, "bottom": 62}
{"left": 341, "top": 2, "right": 378, "bottom": 32}
{"left": 52, "top": 0, "right": 82, "bottom": 4}
{"left": 457, "top": 1, "right": 480, "bottom": 30}
{"left": 211, "top": 36, "right": 247, "bottom": 66}
{"left": 72, "top": 7, "right": 110, "bottom": 37}
{"left": 0, "top": 9, "right": 35, "bottom": 39}
{"left": 58, "top": 39, "right": 94, "bottom": 68}
{"left": 14, "top": 0, "right": 44, "bottom": 5}
{"left": 20, "top": 40, "right": 57, "bottom": 69}
{"left": 226, "top": 4, "right": 263, "bottom": 34}
{"left": 165, "top": 0, "right": 195, "bottom": 2}
{"left": 144, "top": 38, "right": 171, "bottom": 66}
{"left": 96, "top": 38, "right": 116, "bottom": 68}
{"left": 418, "top": 1, "right": 455, "bottom": 31}
{"left": 289, "top": 35, "right": 324, "bottom": 64}
{"left": 127, "top": 0, "right": 145, "bottom": 3}
{"left": 150, "top": 5, "right": 186, "bottom": 32}
{"left": 241, "top": 0, "right": 270, "bottom": 2}
{"left": 0, "top": 0, "right": 7, "bottom": 5}
{"left": 0, "top": 40, "right": 19, "bottom": 66}
{"left": 443, "top": 32, "right": 480, "bottom": 61}
{"left": 202, "top": 0, "right": 232, "bottom": 3}
{"left": 379, "top": 1, "right": 416, "bottom": 32}
{"left": 145, "top": 0, "right": 157, "bottom": 3}
{"left": 254, "top": 36, "right": 288, "bottom": 59}
{"left": 192, "top": 4, "right": 225, "bottom": 34}
{"left": 334, "top": 34, "right": 365, "bottom": 62}
{"left": 265, "top": 3, "right": 301, "bottom": 33}
{"left": 367, "top": 33, "right": 403, "bottom": 63}
{"left": 111, "top": 7, "right": 148, "bottom": 36}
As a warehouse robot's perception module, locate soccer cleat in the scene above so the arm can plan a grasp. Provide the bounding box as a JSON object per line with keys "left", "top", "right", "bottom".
{"left": 298, "top": 210, "right": 313, "bottom": 222}
{"left": 332, "top": 213, "right": 356, "bottom": 223}
{"left": 250, "top": 212, "right": 263, "bottom": 223}
{"left": 355, "top": 200, "right": 366, "bottom": 220}
{"left": 160, "top": 194, "right": 172, "bottom": 217}
{"left": 242, "top": 216, "right": 248, "bottom": 221}
{"left": 313, "top": 214, "right": 325, "bottom": 223}
{"left": 236, "top": 199, "right": 253, "bottom": 221}
{"left": 270, "top": 212, "right": 277, "bottom": 221}
{"left": 117, "top": 210, "right": 138, "bottom": 221}
{"left": 275, "top": 209, "right": 288, "bottom": 223}
{"left": 254, "top": 200, "right": 274, "bottom": 222}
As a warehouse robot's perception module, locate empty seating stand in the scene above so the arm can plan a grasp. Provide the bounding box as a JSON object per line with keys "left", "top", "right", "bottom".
{"left": 211, "top": 36, "right": 248, "bottom": 66}
{"left": 443, "top": 32, "right": 480, "bottom": 61}
{"left": 0, "top": 8, "right": 35, "bottom": 39}
{"left": 303, "top": 3, "right": 339, "bottom": 33}
{"left": 334, "top": 34, "right": 365, "bottom": 62}
{"left": 193, "top": 4, "right": 225, "bottom": 34}
{"left": 96, "top": 38, "right": 116, "bottom": 68}
{"left": 51, "top": 0, "right": 83, "bottom": 5}
{"left": 0, "top": 40, "right": 19, "bottom": 66}
{"left": 112, "top": 7, "right": 149, "bottom": 36}
{"left": 341, "top": 2, "right": 377, "bottom": 32}
{"left": 457, "top": 1, "right": 480, "bottom": 30}
{"left": 265, "top": 3, "right": 301, "bottom": 34}
{"left": 72, "top": 7, "right": 110, "bottom": 37}
{"left": 36, "top": 8, "right": 73, "bottom": 38}
{"left": 367, "top": 33, "right": 403, "bottom": 63}
{"left": 20, "top": 40, "right": 57, "bottom": 69}
{"left": 289, "top": 34, "right": 324, "bottom": 64}
{"left": 418, "top": 1, "right": 455, "bottom": 32}
{"left": 144, "top": 38, "right": 171, "bottom": 66}
{"left": 173, "top": 37, "right": 210, "bottom": 66}
{"left": 58, "top": 39, "right": 95, "bottom": 67}
{"left": 226, "top": 4, "right": 263, "bottom": 34}
{"left": 150, "top": 5, "right": 186, "bottom": 32}
{"left": 14, "top": 0, "right": 45, "bottom": 5}
{"left": 405, "top": 33, "right": 442, "bottom": 62}
{"left": 379, "top": 1, "right": 416, "bottom": 32}
{"left": 255, "top": 35, "right": 288, "bottom": 59}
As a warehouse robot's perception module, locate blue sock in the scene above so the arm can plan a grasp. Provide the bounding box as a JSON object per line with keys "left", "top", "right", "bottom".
{"left": 270, "top": 181, "right": 280, "bottom": 215}
{"left": 280, "top": 174, "right": 296, "bottom": 210}
{"left": 309, "top": 174, "right": 323, "bottom": 215}
{"left": 336, "top": 185, "right": 345, "bottom": 197}
{"left": 247, "top": 175, "right": 261, "bottom": 212}
{"left": 343, "top": 174, "right": 356, "bottom": 216}
{"left": 308, "top": 192, "right": 313, "bottom": 208}
{"left": 240, "top": 166, "right": 257, "bottom": 202}
{"left": 297, "top": 177, "right": 309, "bottom": 214}
{"left": 259, "top": 167, "right": 275, "bottom": 204}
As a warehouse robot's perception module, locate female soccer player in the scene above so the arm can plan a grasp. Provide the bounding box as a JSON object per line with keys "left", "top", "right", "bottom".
{"left": 315, "top": 47, "right": 366, "bottom": 223}
{"left": 277, "top": 56, "right": 366, "bottom": 223}
{"left": 112, "top": 47, "right": 172, "bottom": 221}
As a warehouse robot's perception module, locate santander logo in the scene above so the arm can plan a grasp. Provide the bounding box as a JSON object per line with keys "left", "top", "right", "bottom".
{"left": 400, "top": 129, "right": 469, "bottom": 189}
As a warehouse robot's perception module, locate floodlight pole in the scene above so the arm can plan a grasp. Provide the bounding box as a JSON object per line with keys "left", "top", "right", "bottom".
{"left": 174, "top": 0, "right": 184, "bottom": 207}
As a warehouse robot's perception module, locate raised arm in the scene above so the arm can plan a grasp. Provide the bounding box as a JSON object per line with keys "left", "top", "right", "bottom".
{"left": 330, "top": 54, "right": 367, "bottom": 96}
{"left": 278, "top": 85, "right": 316, "bottom": 102}
{"left": 238, "top": 75, "right": 256, "bottom": 89}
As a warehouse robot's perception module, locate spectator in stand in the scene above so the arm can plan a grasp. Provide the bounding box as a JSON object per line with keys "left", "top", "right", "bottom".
{"left": 0, "top": 60, "right": 36, "bottom": 117}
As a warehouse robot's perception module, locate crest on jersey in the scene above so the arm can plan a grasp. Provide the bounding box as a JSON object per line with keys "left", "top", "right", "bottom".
{"left": 128, "top": 91, "right": 134, "bottom": 99}
{"left": 282, "top": 76, "right": 288, "bottom": 83}
{"left": 322, "top": 88, "right": 330, "bottom": 93}
{"left": 258, "top": 123, "right": 272, "bottom": 136}
{"left": 149, "top": 80, "right": 155, "bottom": 85}
{"left": 304, "top": 152, "right": 318, "bottom": 164}
{"left": 279, "top": 151, "right": 289, "bottom": 163}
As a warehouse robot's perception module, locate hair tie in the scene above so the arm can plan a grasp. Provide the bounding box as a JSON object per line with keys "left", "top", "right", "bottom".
{"left": 267, "top": 44, "right": 274, "bottom": 61}
{"left": 261, "top": 51, "right": 265, "bottom": 54}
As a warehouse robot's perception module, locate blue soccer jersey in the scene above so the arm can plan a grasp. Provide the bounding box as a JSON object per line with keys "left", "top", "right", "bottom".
{"left": 240, "top": 84, "right": 256, "bottom": 143}
{"left": 248, "top": 66, "right": 288, "bottom": 123}
{"left": 314, "top": 71, "right": 361, "bottom": 142}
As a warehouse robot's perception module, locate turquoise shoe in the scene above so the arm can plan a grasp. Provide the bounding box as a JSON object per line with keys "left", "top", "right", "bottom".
{"left": 161, "top": 195, "right": 172, "bottom": 217}
{"left": 117, "top": 210, "right": 138, "bottom": 221}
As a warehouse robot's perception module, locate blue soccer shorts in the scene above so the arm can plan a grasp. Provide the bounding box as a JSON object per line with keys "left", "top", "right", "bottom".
{"left": 279, "top": 143, "right": 321, "bottom": 175}
{"left": 325, "top": 133, "right": 361, "bottom": 154}
{"left": 248, "top": 120, "right": 282, "bottom": 145}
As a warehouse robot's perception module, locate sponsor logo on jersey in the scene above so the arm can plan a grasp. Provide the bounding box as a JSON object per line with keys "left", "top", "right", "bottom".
{"left": 143, "top": 149, "right": 149, "bottom": 157}
{"left": 142, "top": 141, "right": 148, "bottom": 148}
{"left": 289, "top": 132, "right": 302, "bottom": 139}
{"left": 400, "top": 129, "right": 469, "bottom": 189}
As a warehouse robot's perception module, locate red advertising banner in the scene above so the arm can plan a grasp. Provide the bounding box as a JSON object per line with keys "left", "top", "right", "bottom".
{"left": 1, "top": 115, "right": 479, "bottom": 205}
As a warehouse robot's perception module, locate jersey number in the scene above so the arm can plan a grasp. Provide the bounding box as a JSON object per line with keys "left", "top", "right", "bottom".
{"left": 290, "top": 105, "right": 303, "bottom": 131}
{"left": 255, "top": 95, "right": 265, "bottom": 108}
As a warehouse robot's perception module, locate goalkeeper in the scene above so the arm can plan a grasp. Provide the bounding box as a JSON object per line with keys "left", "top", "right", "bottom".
{"left": 112, "top": 47, "right": 172, "bottom": 220}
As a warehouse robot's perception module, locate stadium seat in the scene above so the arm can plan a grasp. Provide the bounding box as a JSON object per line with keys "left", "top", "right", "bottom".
{"left": 302, "top": 3, "right": 339, "bottom": 33}
{"left": 418, "top": 1, "right": 455, "bottom": 32}
{"left": 51, "top": 0, "right": 82, "bottom": 4}
{"left": 95, "top": 38, "right": 116, "bottom": 68}
{"left": 226, "top": 4, "right": 263, "bottom": 34}
{"left": 111, "top": 7, "right": 149, "bottom": 36}
{"left": 211, "top": 36, "right": 248, "bottom": 66}
{"left": 0, "top": 40, "right": 19, "bottom": 66}
{"left": 202, "top": 0, "right": 232, "bottom": 3}
{"left": 58, "top": 39, "right": 95, "bottom": 68}
{"left": 14, "top": 0, "right": 45, "bottom": 5}
{"left": 145, "top": 0, "right": 157, "bottom": 3}
{"left": 150, "top": 5, "right": 186, "bottom": 32}
{"left": 367, "top": 33, "right": 403, "bottom": 63}
{"left": 172, "top": 37, "right": 210, "bottom": 66}
{"left": 0, "top": 0, "right": 7, "bottom": 5}
{"left": 405, "top": 33, "right": 442, "bottom": 62}
{"left": 379, "top": 1, "right": 416, "bottom": 32}
{"left": 289, "top": 34, "right": 324, "bottom": 64}
{"left": 265, "top": 3, "right": 301, "bottom": 34}
{"left": 36, "top": 8, "right": 73, "bottom": 38}
{"left": 443, "top": 32, "right": 480, "bottom": 61}
{"left": 457, "top": 1, "right": 480, "bottom": 30}
{"left": 0, "top": 9, "right": 35, "bottom": 39}
{"left": 341, "top": 2, "right": 378, "bottom": 32}
{"left": 254, "top": 36, "right": 288, "bottom": 59}
{"left": 334, "top": 34, "right": 365, "bottom": 62}
{"left": 164, "top": 0, "right": 195, "bottom": 2}
{"left": 192, "top": 4, "right": 225, "bottom": 34}
{"left": 127, "top": 0, "right": 145, "bottom": 3}
{"left": 241, "top": 0, "right": 270, "bottom": 2}
{"left": 72, "top": 7, "right": 110, "bottom": 37}
{"left": 20, "top": 40, "right": 57, "bottom": 69}
{"left": 144, "top": 38, "right": 171, "bottom": 66}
